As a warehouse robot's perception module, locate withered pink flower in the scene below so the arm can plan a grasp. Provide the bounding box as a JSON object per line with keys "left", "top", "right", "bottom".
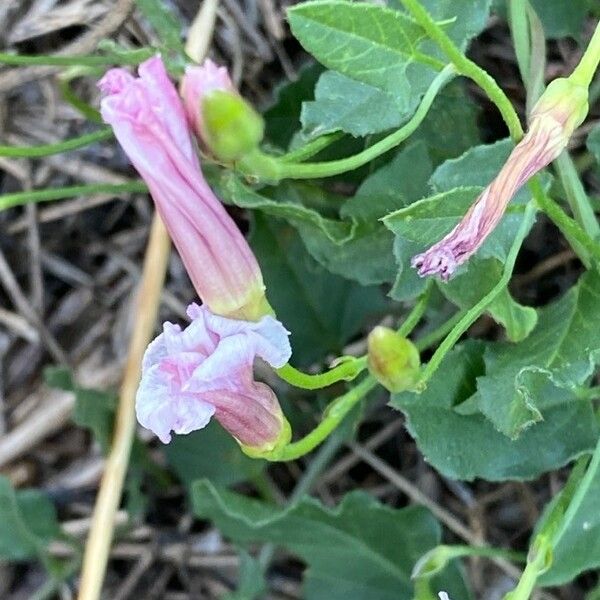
{"left": 99, "top": 56, "right": 268, "bottom": 321}
{"left": 180, "top": 59, "right": 236, "bottom": 144}
{"left": 412, "top": 78, "right": 589, "bottom": 280}
{"left": 136, "top": 303, "right": 291, "bottom": 451}
{"left": 99, "top": 57, "right": 292, "bottom": 450}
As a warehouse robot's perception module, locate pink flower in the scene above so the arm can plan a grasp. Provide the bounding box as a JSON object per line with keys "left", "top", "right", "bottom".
{"left": 136, "top": 303, "right": 292, "bottom": 450}
{"left": 99, "top": 56, "right": 268, "bottom": 320}
{"left": 412, "top": 78, "right": 588, "bottom": 280}
{"left": 180, "top": 59, "right": 236, "bottom": 144}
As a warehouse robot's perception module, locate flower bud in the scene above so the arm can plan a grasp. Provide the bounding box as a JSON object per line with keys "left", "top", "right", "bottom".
{"left": 181, "top": 60, "right": 264, "bottom": 161}
{"left": 99, "top": 56, "right": 269, "bottom": 321}
{"left": 201, "top": 90, "right": 265, "bottom": 161}
{"left": 367, "top": 326, "right": 420, "bottom": 392}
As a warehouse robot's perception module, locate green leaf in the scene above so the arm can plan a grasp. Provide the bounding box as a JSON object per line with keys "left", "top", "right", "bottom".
{"left": 250, "top": 214, "right": 387, "bottom": 365}
{"left": 192, "top": 481, "right": 469, "bottom": 600}
{"left": 302, "top": 142, "right": 433, "bottom": 285}
{"left": 135, "top": 0, "right": 185, "bottom": 68}
{"left": 215, "top": 171, "right": 354, "bottom": 245}
{"left": 416, "top": 0, "right": 493, "bottom": 49}
{"left": 264, "top": 63, "right": 324, "bottom": 149}
{"left": 165, "top": 422, "right": 264, "bottom": 488}
{"left": 223, "top": 550, "right": 267, "bottom": 600}
{"left": 288, "top": 1, "right": 440, "bottom": 122}
{"left": 442, "top": 259, "right": 538, "bottom": 342}
{"left": 538, "top": 444, "right": 600, "bottom": 585}
{"left": 384, "top": 139, "right": 538, "bottom": 300}
{"left": 587, "top": 123, "right": 600, "bottom": 172}
{"left": 44, "top": 366, "right": 116, "bottom": 453}
{"left": 301, "top": 71, "right": 402, "bottom": 137}
{"left": 461, "top": 270, "right": 600, "bottom": 438}
{"left": 391, "top": 341, "right": 598, "bottom": 481}
{"left": 0, "top": 476, "right": 60, "bottom": 560}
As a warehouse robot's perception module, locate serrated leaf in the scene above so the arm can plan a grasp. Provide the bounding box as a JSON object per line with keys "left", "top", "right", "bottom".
{"left": 391, "top": 341, "right": 598, "bottom": 481}
{"left": 287, "top": 1, "right": 438, "bottom": 104}
{"left": 250, "top": 214, "right": 387, "bottom": 365}
{"left": 192, "top": 481, "right": 470, "bottom": 600}
{"left": 165, "top": 422, "right": 264, "bottom": 488}
{"left": 462, "top": 270, "right": 600, "bottom": 438}
{"left": 0, "top": 476, "right": 60, "bottom": 560}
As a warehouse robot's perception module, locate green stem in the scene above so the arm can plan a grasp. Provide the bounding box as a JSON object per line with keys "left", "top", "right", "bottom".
{"left": 503, "top": 536, "right": 552, "bottom": 600}
{"left": 398, "top": 0, "right": 524, "bottom": 140}
{"left": 555, "top": 152, "right": 600, "bottom": 239}
{"left": 279, "top": 132, "right": 344, "bottom": 163}
{"left": 239, "top": 65, "right": 456, "bottom": 182}
{"left": 532, "top": 181, "right": 600, "bottom": 267}
{"left": 398, "top": 282, "right": 433, "bottom": 337}
{"left": 414, "top": 310, "right": 465, "bottom": 353}
{"left": 0, "top": 128, "right": 112, "bottom": 158}
{"left": 0, "top": 182, "right": 148, "bottom": 212}
{"left": 570, "top": 21, "right": 600, "bottom": 88}
{"left": 418, "top": 203, "right": 535, "bottom": 387}
{"left": 0, "top": 50, "right": 153, "bottom": 67}
{"left": 266, "top": 376, "right": 378, "bottom": 461}
{"left": 276, "top": 356, "right": 367, "bottom": 390}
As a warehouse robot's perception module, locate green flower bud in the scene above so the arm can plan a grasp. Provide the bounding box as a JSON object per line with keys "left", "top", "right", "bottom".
{"left": 367, "top": 326, "right": 420, "bottom": 392}
{"left": 202, "top": 90, "right": 265, "bottom": 162}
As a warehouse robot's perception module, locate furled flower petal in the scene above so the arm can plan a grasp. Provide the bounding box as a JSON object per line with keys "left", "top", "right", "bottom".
{"left": 135, "top": 303, "right": 291, "bottom": 450}
{"left": 412, "top": 77, "right": 589, "bottom": 280}
{"left": 99, "top": 56, "right": 268, "bottom": 320}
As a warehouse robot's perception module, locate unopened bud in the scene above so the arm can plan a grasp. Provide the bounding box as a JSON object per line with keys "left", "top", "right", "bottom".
{"left": 202, "top": 90, "right": 265, "bottom": 162}
{"left": 367, "top": 326, "right": 420, "bottom": 392}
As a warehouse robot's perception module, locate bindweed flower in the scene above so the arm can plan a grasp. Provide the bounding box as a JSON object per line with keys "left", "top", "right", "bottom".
{"left": 181, "top": 59, "right": 264, "bottom": 161}
{"left": 99, "top": 57, "right": 293, "bottom": 451}
{"left": 136, "top": 303, "right": 292, "bottom": 453}
{"left": 412, "top": 77, "right": 589, "bottom": 280}
{"left": 99, "top": 56, "right": 269, "bottom": 321}
{"left": 367, "top": 326, "right": 420, "bottom": 392}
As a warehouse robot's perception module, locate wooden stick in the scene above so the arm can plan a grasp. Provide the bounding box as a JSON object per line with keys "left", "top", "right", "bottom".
{"left": 77, "top": 215, "right": 170, "bottom": 599}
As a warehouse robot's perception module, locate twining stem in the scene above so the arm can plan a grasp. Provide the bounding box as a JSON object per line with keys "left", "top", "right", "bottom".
{"left": 276, "top": 357, "right": 367, "bottom": 390}
{"left": 398, "top": 282, "right": 433, "bottom": 337}
{"left": 0, "top": 128, "right": 112, "bottom": 158}
{"left": 0, "top": 182, "right": 148, "bottom": 212}
{"left": 77, "top": 216, "right": 171, "bottom": 600}
{"left": 266, "top": 376, "right": 378, "bottom": 461}
{"left": 239, "top": 65, "right": 456, "bottom": 182}
{"left": 418, "top": 203, "right": 535, "bottom": 387}
{"left": 398, "top": 0, "right": 524, "bottom": 140}
{"left": 279, "top": 132, "right": 344, "bottom": 163}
